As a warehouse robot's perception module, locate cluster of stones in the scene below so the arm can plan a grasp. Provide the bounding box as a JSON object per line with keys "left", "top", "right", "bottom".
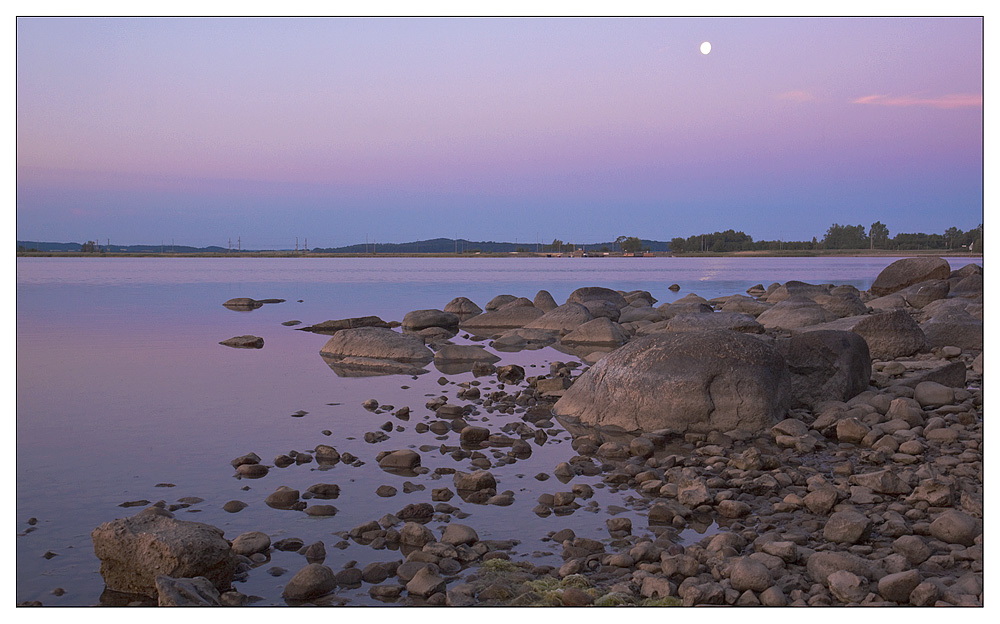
{"left": 91, "top": 256, "right": 980, "bottom": 607}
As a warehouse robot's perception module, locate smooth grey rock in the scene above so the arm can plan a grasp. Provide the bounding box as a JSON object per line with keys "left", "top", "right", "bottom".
{"left": 870, "top": 257, "right": 951, "bottom": 297}
{"left": 777, "top": 330, "right": 871, "bottom": 409}
{"left": 553, "top": 331, "right": 790, "bottom": 434}
{"left": 281, "top": 564, "right": 337, "bottom": 601}
{"left": 319, "top": 327, "right": 433, "bottom": 363}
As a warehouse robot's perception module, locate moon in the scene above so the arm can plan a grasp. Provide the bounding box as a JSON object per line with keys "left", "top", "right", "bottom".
{"left": 700, "top": 41, "right": 712, "bottom": 55}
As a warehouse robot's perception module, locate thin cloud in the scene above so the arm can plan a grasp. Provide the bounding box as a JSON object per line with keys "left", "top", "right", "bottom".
{"left": 852, "top": 93, "right": 982, "bottom": 109}
{"left": 776, "top": 90, "right": 817, "bottom": 103}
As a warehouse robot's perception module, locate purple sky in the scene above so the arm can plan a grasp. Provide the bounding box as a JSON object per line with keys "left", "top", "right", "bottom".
{"left": 16, "top": 17, "right": 983, "bottom": 248}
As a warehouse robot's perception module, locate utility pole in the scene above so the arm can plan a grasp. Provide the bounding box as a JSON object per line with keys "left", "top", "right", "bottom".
{"left": 296, "top": 237, "right": 299, "bottom": 252}
{"left": 228, "top": 238, "right": 231, "bottom": 253}
{"left": 238, "top": 237, "right": 241, "bottom": 252}
{"left": 304, "top": 238, "right": 307, "bottom": 252}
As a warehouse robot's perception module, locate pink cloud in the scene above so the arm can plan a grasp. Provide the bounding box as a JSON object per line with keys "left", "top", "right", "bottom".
{"left": 852, "top": 93, "right": 982, "bottom": 109}
{"left": 776, "top": 90, "right": 817, "bottom": 102}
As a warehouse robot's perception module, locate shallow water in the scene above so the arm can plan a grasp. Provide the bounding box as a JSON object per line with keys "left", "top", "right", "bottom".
{"left": 15, "top": 255, "right": 979, "bottom": 605}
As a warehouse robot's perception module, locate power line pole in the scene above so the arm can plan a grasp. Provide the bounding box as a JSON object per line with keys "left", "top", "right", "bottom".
{"left": 238, "top": 237, "right": 241, "bottom": 252}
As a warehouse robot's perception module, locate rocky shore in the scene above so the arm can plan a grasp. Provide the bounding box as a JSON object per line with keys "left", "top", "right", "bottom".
{"left": 82, "top": 256, "right": 982, "bottom": 607}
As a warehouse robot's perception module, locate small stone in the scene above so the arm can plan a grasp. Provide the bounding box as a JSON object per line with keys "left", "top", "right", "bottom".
{"left": 281, "top": 564, "right": 337, "bottom": 601}
{"left": 231, "top": 531, "right": 271, "bottom": 556}
{"left": 877, "top": 569, "right": 922, "bottom": 604}
{"left": 929, "top": 510, "right": 979, "bottom": 546}
{"left": 222, "top": 500, "right": 247, "bottom": 513}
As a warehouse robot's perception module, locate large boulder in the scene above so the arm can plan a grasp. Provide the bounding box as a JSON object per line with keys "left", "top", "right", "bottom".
{"left": 566, "top": 286, "right": 628, "bottom": 310}
{"left": 870, "top": 257, "right": 951, "bottom": 297}
{"left": 777, "top": 331, "right": 871, "bottom": 408}
{"left": 460, "top": 305, "right": 544, "bottom": 333}
{"left": 763, "top": 281, "right": 831, "bottom": 303}
{"left": 443, "top": 297, "right": 483, "bottom": 318}
{"left": 618, "top": 306, "right": 664, "bottom": 323}
{"left": 485, "top": 294, "right": 519, "bottom": 311}
{"left": 580, "top": 299, "right": 621, "bottom": 322}
{"left": 560, "top": 317, "right": 628, "bottom": 348}
{"left": 812, "top": 293, "right": 868, "bottom": 318}
{"left": 433, "top": 344, "right": 501, "bottom": 364}
{"left": 949, "top": 272, "right": 983, "bottom": 298}
{"left": 920, "top": 311, "right": 983, "bottom": 350}
{"left": 319, "top": 327, "right": 433, "bottom": 363}
{"left": 721, "top": 295, "right": 772, "bottom": 317}
{"left": 850, "top": 310, "right": 926, "bottom": 360}
{"left": 666, "top": 312, "right": 764, "bottom": 334}
{"left": 282, "top": 564, "right": 337, "bottom": 601}
{"left": 900, "top": 280, "right": 950, "bottom": 309}
{"left": 524, "top": 303, "right": 594, "bottom": 333}
{"left": 533, "top": 290, "right": 559, "bottom": 312}
{"left": 92, "top": 510, "right": 240, "bottom": 598}
{"left": 658, "top": 301, "right": 714, "bottom": 319}
{"left": 756, "top": 296, "right": 837, "bottom": 330}
{"left": 402, "top": 309, "right": 459, "bottom": 331}
{"left": 552, "top": 331, "right": 791, "bottom": 434}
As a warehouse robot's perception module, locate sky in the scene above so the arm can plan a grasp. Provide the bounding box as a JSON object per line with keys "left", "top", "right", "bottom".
{"left": 16, "top": 15, "right": 985, "bottom": 248}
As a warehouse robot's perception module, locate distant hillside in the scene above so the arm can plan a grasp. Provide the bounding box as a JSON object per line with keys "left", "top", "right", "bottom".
{"left": 18, "top": 238, "right": 673, "bottom": 254}
{"left": 313, "top": 238, "right": 673, "bottom": 253}
{"left": 17, "top": 241, "right": 228, "bottom": 253}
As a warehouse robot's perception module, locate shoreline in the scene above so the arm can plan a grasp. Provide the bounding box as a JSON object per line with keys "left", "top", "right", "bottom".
{"left": 15, "top": 250, "right": 983, "bottom": 260}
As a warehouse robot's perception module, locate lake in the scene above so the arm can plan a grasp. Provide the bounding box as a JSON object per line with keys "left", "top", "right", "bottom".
{"left": 15, "top": 255, "right": 980, "bottom": 605}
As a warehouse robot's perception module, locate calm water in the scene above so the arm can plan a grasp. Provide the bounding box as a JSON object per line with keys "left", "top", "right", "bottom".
{"left": 16, "top": 256, "right": 979, "bottom": 605}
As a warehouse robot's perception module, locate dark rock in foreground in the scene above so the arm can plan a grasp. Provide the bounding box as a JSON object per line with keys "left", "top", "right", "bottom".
{"left": 91, "top": 509, "right": 239, "bottom": 598}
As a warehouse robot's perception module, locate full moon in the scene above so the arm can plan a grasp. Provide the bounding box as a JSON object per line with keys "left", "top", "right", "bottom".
{"left": 700, "top": 41, "right": 712, "bottom": 55}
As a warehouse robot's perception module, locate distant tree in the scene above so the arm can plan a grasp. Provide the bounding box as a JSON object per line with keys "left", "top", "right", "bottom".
{"left": 600, "top": 246, "right": 609, "bottom": 252}
{"left": 549, "top": 238, "right": 564, "bottom": 253}
{"left": 515, "top": 247, "right": 527, "bottom": 253}
{"left": 944, "top": 227, "right": 964, "bottom": 249}
{"left": 615, "top": 235, "right": 627, "bottom": 253}
{"left": 621, "top": 237, "right": 643, "bottom": 254}
{"left": 823, "top": 224, "right": 868, "bottom": 249}
{"left": 869, "top": 221, "right": 890, "bottom": 249}
{"left": 81, "top": 241, "right": 98, "bottom": 253}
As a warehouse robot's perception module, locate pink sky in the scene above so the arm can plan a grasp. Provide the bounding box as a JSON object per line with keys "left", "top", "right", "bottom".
{"left": 16, "top": 17, "right": 983, "bottom": 247}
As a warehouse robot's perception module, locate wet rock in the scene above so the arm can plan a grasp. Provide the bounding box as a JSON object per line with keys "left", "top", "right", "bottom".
{"left": 454, "top": 470, "right": 497, "bottom": 491}
{"left": 407, "top": 566, "right": 447, "bottom": 597}
{"left": 306, "top": 484, "right": 340, "bottom": 499}
{"left": 273, "top": 538, "right": 304, "bottom": 552}
{"left": 434, "top": 344, "right": 501, "bottom": 364}
{"left": 560, "top": 317, "right": 628, "bottom": 348}
{"left": 281, "top": 564, "right": 337, "bottom": 601}
{"left": 566, "top": 286, "right": 628, "bottom": 310}
{"left": 460, "top": 306, "right": 544, "bottom": 332}
{"left": 91, "top": 512, "right": 239, "bottom": 598}
{"left": 806, "top": 551, "right": 884, "bottom": 586}
{"left": 231, "top": 531, "right": 271, "bottom": 556}
{"left": 496, "top": 364, "right": 525, "bottom": 385}
{"left": 319, "top": 327, "right": 433, "bottom": 364}
{"left": 304, "top": 541, "right": 326, "bottom": 564}
{"left": 219, "top": 335, "right": 264, "bottom": 349}
{"left": 377, "top": 450, "right": 421, "bottom": 471}
{"left": 265, "top": 486, "right": 301, "bottom": 509}
{"left": 524, "top": 303, "right": 594, "bottom": 333}
{"left": 913, "top": 381, "right": 955, "bottom": 408}
{"left": 298, "top": 316, "right": 390, "bottom": 335}
{"left": 305, "top": 505, "right": 338, "bottom": 517}
{"left": 444, "top": 297, "right": 483, "bottom": 317}
{"left": 402, "top": 309, "right": 460, "bottom": 331}
{"left": 155, "top": 575, "right": 221, "bottom": 606}
{"left": 223, "top": 298, "right": 262, "bottom": 310}
{"left": 400, "top": 522, "right": 435, "bottom": 548}
{"left": 441, "top": 524, "right": 479, "bottom": 546}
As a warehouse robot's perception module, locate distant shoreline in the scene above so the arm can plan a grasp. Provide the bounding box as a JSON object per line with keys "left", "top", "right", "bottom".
{"left": 15, "top": 249, "right": 982, "bottom": 259}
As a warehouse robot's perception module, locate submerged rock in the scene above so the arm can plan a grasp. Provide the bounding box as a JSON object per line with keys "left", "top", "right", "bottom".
{"left": 223, "top": 298, "right": 262, "bottom": 311}
{"left": 219, "top": 335, "right": 264, "bottom": 349}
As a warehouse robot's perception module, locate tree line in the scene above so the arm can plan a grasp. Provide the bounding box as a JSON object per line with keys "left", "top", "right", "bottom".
{"left": 669, "top": 223, "right": 983, "bottom": 253}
